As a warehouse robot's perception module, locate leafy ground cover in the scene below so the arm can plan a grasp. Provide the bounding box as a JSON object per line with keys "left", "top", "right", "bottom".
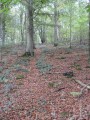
{"left": 0, "top": 45, "right": 90, "bottom": 120}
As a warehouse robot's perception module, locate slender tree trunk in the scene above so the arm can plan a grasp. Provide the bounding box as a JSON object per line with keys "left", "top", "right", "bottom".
{"left": 79, "top": 0, "right": 82, "bottom": 45}
{"left": 39, "top": 25, "right": 46, "bottom": 44}
{"left": 80, "top": 26, "right": 82, "bottom": 45}
{"left": 0, "top": 4, "right": 6, "bottom": 46}
{"left": 89, "top": 0, "right": 90, "bottom": 61}
{"left": 24, "top": 12, "right": 27, "bottom": 45}
{"left": 2, "top": 14, "right": 6, "bottom": 46}
{"left": 69, "top": 3, "right": 72, "bottom": 48}
{"left": 0, "top": 13, "right": 2, "bottom": 44}
{"left": 26, "top": 0, "right": 34, "bottom": 56}
{"left": 20, "top": 12, "right": 24, "bottom": 44}
{"left": 54, "top": 1, "right": 58, "bottom": 47}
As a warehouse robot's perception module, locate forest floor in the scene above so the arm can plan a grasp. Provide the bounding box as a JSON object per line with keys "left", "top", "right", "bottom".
{"left": 0, "top": 44, "right": 90, "bottom": 120}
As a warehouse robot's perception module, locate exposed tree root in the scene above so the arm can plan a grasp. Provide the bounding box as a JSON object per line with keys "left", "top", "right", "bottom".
{"left": 22, "top": 52, "right": 34, "bottom": 57}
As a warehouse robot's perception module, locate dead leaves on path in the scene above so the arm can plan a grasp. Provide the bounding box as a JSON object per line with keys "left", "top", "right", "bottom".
{"left": 0, "top": 46, "right": 90, "bottom": 119}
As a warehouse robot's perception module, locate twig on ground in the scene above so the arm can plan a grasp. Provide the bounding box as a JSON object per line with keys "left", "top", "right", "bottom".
{"left": 73, "top": 79, "right": 90, "bottom": 89}
{"left": 47, "top": 72, "right": 62, "bottom": 74}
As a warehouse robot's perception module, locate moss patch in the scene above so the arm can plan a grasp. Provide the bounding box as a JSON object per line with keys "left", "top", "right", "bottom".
{"left": 16, "top": 74, "right": 24, "bottom": 79}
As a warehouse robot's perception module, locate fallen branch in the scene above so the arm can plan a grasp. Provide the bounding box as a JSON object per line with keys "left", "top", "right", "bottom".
{"left": 54, "top": 87, "right": 65, "bottom": 92}
{"left": 47, "top": 72, "right": 61, "bottom": 74}
{"left": 52, "top": 65, "right": 61, "bottom": 69}
{"left": 74, "top": 79, "right": 90, "bottom": 89}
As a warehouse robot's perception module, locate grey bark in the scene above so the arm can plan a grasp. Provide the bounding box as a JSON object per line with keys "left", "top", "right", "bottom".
{"left": 79, "top": 1, "right": 82, "bottom": 45}
{"left": 2, "top": 14, "right": 5, "bottom": 46}
{"left": 20, "top": 11, "right": 24, "bottom": 43}
{"left": 69, "top": 1, "right": 72, "bottom": 48}
{"left": 39, "top": 25, "right": 46, "bottom": 44}
{"left": 26, "top": 0, "right": 34, "bottom": 56}
{"left": 89, "top": 0, "right": 90, "bottom": 61}
{"left": 54, "top": 1, "right": 59, "bottom": 46}
{"left": 0, "top": 13, "right": 2, "bottom": 45}
{"left": 0, "top": 4, "right": 6, "bottom": 46}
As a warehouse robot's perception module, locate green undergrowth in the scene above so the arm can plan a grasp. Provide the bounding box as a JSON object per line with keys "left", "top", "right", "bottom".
{"left": 60, "top": 111, "right": 69, "bottom": 118}
{"left": 0, "top": 62, "right": 29, "bottom": 83}
{"left": 16, "top": 74, "right": 24, "bottom": 79}
{"left": 48, "top": 82, "right": 59, "bottom": 88}
{"left": 13, "top": 65, "right": 29, "bottom": 72}
{"left": 36, "top": 49, "right": 53, "bottom": 74}
{"left": 15, "top": 57, "right": 30, "bottom": 66}
{"left": 0, "top": 67, "right": 3, "bottom": 73}
{"left": 0, "top": 69, "right": 11, "bottom": 83}
{"left": 73, "top": 62, "right": 82, "bottom": 70}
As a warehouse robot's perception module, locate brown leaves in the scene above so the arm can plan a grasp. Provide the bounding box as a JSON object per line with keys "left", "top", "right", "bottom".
{"left": 0, "top": 46, "right": 90, "bottom": 119}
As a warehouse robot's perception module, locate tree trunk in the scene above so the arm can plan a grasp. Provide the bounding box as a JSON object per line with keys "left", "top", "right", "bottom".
{"left": 0, "top": 13, "right": 2, "bottom": 44}
{"left": 69, "top": 2, "right": 72, "bottom": 48}
{"left": 25, "top": 0, "right": 34, "bottom": 56}
{"left": 39, "top": 25, "right": 46, "bottom": 44}
{"left": 2, "top": 14, "right": 6, "bottom": 46}
{"left": 54, "top": 1, "right": 58, "bottom": 47}
{"left": 79, "top": 1, "right": 82, "bottom": 45}
{"left": 20, "top": 12, "right": 24, "bottom": 44}
{"left": 89, "top": 0, "right": 90, "bottom": 61}
{"left": 0, "top": 4, "right": 6, "bottom": 46}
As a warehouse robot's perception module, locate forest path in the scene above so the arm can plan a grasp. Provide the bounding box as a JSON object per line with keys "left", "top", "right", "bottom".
{"left": 0, "top": 45, "right": 90, "bottom": 120}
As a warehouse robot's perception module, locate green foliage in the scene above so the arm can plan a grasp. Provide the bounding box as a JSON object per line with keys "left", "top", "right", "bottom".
{"left": 61, "top": 111, "right": 69, "bottom": 118}
{"left": 0, "top": 0, "right": 20, "bottom": 14}
{"left": 0, "top": 7, "right": 9, "bottom": 14}
{"left": 0, "top": 69, "right": 11, "bottom": 83}
{"left": 73, "top": 63, "right": 82, "bottom": 70}
{"left": 36, "top": 52, "right": 52, "bottom": 74}
{"left": 36, "top": 60, "right": 52, "bottom": 73}
{"left": 13, "top": 65, "right": 29, "bottom": 72}
{"left": 86, "top": 4, "right": 90, "bottom": 12}
{"left": 40, "top": 0, "right": 48, "bottom": 4}
{"left": 48, "top": 82, "right": 59, "bottom": 88}
{"left": 0, "top": 67, "right": 3, "bottom": 73}
{"left": 16, "top": 74, "right": 24, "bottom": 79}
{"left": 70, "top": 92, "right": 82, "bottom": 97}
{"left": 15, "top": 57, "right": 30, "bottom": 66}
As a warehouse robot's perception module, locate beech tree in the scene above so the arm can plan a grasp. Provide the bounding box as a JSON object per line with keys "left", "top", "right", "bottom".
{"left": 0, "top": 0, "right": 50, "bottom": 56}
